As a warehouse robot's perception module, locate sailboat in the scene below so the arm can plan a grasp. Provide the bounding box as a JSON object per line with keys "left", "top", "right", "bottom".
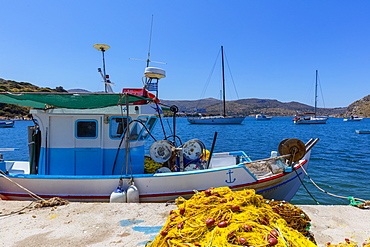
{"left": 293, "top": 70, "right": 328, "bottom": 124}
{"left": 187, "top": 46, "right": 245, "bottom": 124}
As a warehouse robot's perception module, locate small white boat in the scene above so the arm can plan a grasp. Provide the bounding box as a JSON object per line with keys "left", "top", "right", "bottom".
{"left": 293, "top": 70, "right": 328, "bottom": 125}
{"left": 344, "top": 116, "right": 363, "bottom": 122}
{"left": 0, "top": 45, "right": 319, "bottom": 203}
{"left": 0, "top": 121, "right": 14, "bottom": 128}
{"left": 356, "top": 129, "right": 370, "bottom": 134}
{"left": 255, "top": 114, "right": 272, "bottom": 121}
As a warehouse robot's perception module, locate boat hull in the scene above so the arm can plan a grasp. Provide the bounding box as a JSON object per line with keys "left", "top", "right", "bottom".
{"left": 187, "top": 117, "right": 245, "bottom": 124}
{"left": 344, "top": 118, "right": 362, "bottom": 122}
{"left": 0, "top": 155, "right": 310, "bottom": 203}
{"left": 356, "top": 129, "right": 370, "bottom": 134}
{"left": 0, "top": 121, "right": 14, "bottom": 128}
{"left": 256, "top": 118, "right": 272, "bottom": 121}
{"left": 255, "top": 115, "right": 272, "bottom": 121}
{"left": 293, "top": 117, "right": 328, "bottom": 124}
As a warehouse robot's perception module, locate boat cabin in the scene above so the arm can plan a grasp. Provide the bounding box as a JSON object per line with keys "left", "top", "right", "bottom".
{"left": 29, "top": 104, "right": 158, "bottom": 176}
{"left": 0, "top": 92, "right": 160, "bottom": 177}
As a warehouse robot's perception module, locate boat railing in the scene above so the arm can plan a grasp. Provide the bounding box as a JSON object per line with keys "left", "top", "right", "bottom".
{"left": 304, "top": 138, "right": 320, "bottom": 153}
{"left": 241, "top": 138, "right": 319, "bottom": 178}
{"left": 199, "top": 115, "right": 224, "bottom": 119}
{"left": 242, "top": 154, "right": 290, "bottom": 178}
{"left": 0, "top": 148, "right": 20, "bottom": 173}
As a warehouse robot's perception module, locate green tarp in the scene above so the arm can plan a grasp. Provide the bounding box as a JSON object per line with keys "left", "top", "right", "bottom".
{"left": 0, "top": 93, "right": 153, "bottom": 109}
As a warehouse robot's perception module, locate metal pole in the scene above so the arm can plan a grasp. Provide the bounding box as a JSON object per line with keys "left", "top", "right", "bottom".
{"left": 315, "top": 70, "right": 318, "bottom": 117}
{"left": 221, "top": 46, "right": 226, "bottom": 117}
{"left": 102, "top": 50, "right": 108, "bottom": 93}
{"left": 125, "top": 95, "right": 130, "bottom": 175}
{"left": 102, "top": 50, "right": 107, "bottom": 77}
{"left": 206, "top": 132, "right": 218, "bottom": 169}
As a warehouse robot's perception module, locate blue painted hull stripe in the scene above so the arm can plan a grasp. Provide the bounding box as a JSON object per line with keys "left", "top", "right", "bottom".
{"left": 8, "top": 164, "right": 245, "bottom": 179}
{"left": 255, "top": 171, "right": 302, "bottom": 193}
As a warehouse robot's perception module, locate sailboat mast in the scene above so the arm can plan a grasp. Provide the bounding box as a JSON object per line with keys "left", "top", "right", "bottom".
{"left": 221, "top": 46, "right": 226, "bottom": 117}
{"left": 314, "top": 70, "right": 318, "bottom": 117}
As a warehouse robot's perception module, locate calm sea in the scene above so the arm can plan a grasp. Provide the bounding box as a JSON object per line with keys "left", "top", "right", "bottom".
{"left": 1, "top": 117, "right": 369, "bottom": 205}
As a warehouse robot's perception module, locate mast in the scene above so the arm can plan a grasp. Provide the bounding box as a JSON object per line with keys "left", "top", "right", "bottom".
{"left": 221, "top": 46, "right": 226, "bottom": 117}
{"left": 314, "top": 70, "right": 318, "bottom": 117}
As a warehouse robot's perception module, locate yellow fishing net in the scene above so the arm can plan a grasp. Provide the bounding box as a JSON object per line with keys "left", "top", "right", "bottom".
{"left": 147, "top": 187, "right": 316, "bottom": 247}
{"left": 144, "top": 156, "right": 163, "bottom": 174}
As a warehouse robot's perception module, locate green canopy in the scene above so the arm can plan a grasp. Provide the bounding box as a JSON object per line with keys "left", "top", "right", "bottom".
{"left": 0, "top": 92, "right": 153, "bottom": 109}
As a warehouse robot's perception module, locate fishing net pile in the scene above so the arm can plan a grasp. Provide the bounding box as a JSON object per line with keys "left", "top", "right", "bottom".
{"left": 144, "top": 156, "right": 163, "bottom": 174}
{"left": 147, "top": 187, "right": 316, "bottom": 247}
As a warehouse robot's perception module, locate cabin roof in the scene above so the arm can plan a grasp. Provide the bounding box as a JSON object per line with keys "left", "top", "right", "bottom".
{"left": 0, "top": 92, "right": 153, "bottom": 109}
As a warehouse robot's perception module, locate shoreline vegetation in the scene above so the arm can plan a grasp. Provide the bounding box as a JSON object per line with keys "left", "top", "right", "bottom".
{"left": 0, "top": 79, "right": 67, "bottom": 119}
{"left": 1, "top": 78, "right": 369, "bottom": 118}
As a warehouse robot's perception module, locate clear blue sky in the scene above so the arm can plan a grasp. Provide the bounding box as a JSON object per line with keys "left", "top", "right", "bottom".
{"left": 1, "top": 1, "right": 369, "bottom": 108}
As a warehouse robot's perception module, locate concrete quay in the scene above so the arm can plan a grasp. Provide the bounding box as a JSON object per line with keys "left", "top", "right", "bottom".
{"left": 0, "top": 201, "right": 369, "bottom": 247}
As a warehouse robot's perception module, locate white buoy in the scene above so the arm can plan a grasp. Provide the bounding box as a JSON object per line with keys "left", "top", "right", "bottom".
{"left": 110, "top": 187, "right": 127, "bottom": 203}
{"left": 270, "top": 151, "right": 278, "bottom": 158}
{"left": 126, "top": 183, "right": 140, "bottom": 203}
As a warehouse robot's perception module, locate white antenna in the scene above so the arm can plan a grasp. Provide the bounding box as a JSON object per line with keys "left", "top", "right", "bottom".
{"left": 93, "top": 44, "right": 114, "bottom": 93}
{"left": 129, "top": 16, "right": 167, "bottom": 98}
{"left": 129, "top": 15, "right": 166, "bottom": 67}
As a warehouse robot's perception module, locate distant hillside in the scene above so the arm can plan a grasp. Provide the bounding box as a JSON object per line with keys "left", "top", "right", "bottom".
{"left": 0, "top": 78, "right": 67, "bottom": 118}
{"left": 341, "top": 95, "right": 370, "bottom": 117}
{"left": 0, "top": 78, "right": 67, "bottom": 93}
{"left": 161, "top": 98, "right": 346, "bottom": 117}
{"left": 2, "top": 78, "right": 366, "bottom": 118}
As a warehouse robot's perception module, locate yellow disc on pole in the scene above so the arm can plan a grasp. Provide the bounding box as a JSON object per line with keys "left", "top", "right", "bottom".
{"left": 93, "top": 44, "right": 110, "bottom": 52}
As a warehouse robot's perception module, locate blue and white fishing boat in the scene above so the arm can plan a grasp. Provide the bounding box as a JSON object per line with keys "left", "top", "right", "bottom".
{"left": 0, "top": 120, "right": 14, "bottom": 128}
{"left": 0, "top": 45, "right": 319, "bottom": 203}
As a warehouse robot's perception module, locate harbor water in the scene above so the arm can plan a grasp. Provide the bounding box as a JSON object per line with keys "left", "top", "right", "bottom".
{"left": 1, "top": 117, "right": 369, "bottom": 205}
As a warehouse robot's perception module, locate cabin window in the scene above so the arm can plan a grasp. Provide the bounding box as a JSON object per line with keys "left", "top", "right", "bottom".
{"left": 128, "top": 116, "right": 152, "bottom": 141}
{"left": 110, "top": 116, "right": 131, "bottom": 139}
{"left": 138, "top": 116, "right": 157, "bottom": 140}
{"left": 76, "top": 120, "right": 98, "bottom": 139}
